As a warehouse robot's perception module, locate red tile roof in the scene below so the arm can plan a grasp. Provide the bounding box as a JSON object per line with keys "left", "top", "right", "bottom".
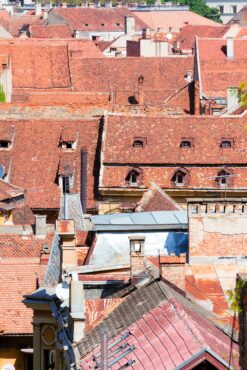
{"left": 176, "top": 25, "right": 229, "bottom": 51}
{"left": 133, "top": 10, "right": 222, "bottom": 32}
{"left": 51, "top": 7, "right": 147, "bottom": 32}
{"left": 2, "top": 15, "right": 43, "bottom": 37}
{"left": 29, "top": 24, "right": 73, "bottom": 38}
{"left": 101, "top": 115, "right": 247, "bottom": 189}
{"left": 0, "top": 178, "right": 24, "bottom": 201}
{"left": 0, "top": 39, "right": 103, "bottom": 94}
{"left": 0, "top": 257, "right": 46, "bottom": 334}
{"left": 81, "top": 291, "right": 239, "bottom": 369}
{"left": 0, "top": 119, "right": 100, "bottom": 210}
{"left": 197, "top": 38, "right": 247, "bottom": 98}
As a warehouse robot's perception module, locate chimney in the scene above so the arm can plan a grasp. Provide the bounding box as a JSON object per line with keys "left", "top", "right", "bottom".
{"left": 94, "top": 0, "right": 101, "bottom": 7}
{"left": 61, "top": 2, "right": 67, "bottom": 7}
{"left": 35, "top": 215, "right": 47, "bottom": 238}
{"left": 142, "top": 28, "right": 149, "bottom": 39}
{"left": 35, "top": 2, "right": 42, "bottom": 16}
{"left": 105, "top": 0, "right": 112, "bottom": 8}
{"left": 227, "top": 37, "right": 234, "bottom": 59}
{"left": 70, "top": 280, "right": 85, "bottom": 342}
{"left": 125, "top": 16, "right": 135, "bottom": 36}
{"left": 129, "top": 235, "right": 146, "bottom": 280}
{"left": 81, "top": 149, "right": 87, "bottom": 213}
{"left": 227, "top": 86, "right": 239, "bottom": 111}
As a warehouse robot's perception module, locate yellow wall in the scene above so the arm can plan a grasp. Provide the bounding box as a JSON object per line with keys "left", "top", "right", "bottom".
{"left": 0, "top": 211, "right": 12, "bottom": 225}
{"left": 0, "top": 347, "right": 26, "bottom": 370}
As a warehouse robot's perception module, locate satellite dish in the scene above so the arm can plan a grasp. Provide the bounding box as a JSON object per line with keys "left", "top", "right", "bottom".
{"left": 166, "top": 33, "right": 173, "bottom": 40}
{"left": 2, "top": 365, "right": 15, "bottom": 370}
{"left": 55, "top": 282, "right": 69, "bottom": 301}
{"left": 0, "top": 165, "right": 5, "bottom": 179}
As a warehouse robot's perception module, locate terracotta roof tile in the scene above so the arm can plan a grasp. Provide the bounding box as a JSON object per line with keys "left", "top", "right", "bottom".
{"left": 133, "top": 10, "right": 222, "bottom": 32}
{"left": 102, "top": 115, "right": 247, "bottom": 189}
{"left": 0, "top": 258, "right": 46, "bottom": 334}
{"left": 198, "top": 38, "right": 247, "bottom": 98}
{"left": 29, "top": 24, "right": 73, "bottom": 38}
{"left": 0, "top": 119, "right": 100, "bottom": 209}
{"left": 0, "top": 178, "right": 23, "bottom": 201}
{"left": 51, "top": 7, "right": 147, "bottom": 32}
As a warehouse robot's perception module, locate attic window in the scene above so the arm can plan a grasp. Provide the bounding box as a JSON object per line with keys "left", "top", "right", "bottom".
{"left": 133, "top": 137, "right": 147, "bottom": 148}
{"left": 62, "top": 176, "right": 70, "bottom": 194}
{"left": 125, "top": 167, "right": 143, "bottom": 187}
{"left": 180, "top": 138, "right": 193, "bottom": 148}
{"left": 115, "top": 22, "right": 120, "bottom": 26}
{"left": 172, "top": 168, "right": 189, "bottom": 187}
{"left": 0, "top": 140, "right": 11, "bottom": 148}
{"left": 61, "top": 141, "right": 76, "bottom": 150}
{"left": 85, "top": 23, "right": 89, "bottom": 26}
{"left": 220, "top": 139, "right": 233, "bottom": 148}
{"left": 101, "top": 23, "right": 105, "bottom": 26}
{"left": 216, "top": 169, "right": 233, "bottom": 187}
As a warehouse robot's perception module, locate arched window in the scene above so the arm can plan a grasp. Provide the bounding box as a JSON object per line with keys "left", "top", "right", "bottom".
{"left": 216, "top": 169, "right": 233, "bottom": 187}
{"left": 220, "top": 139, "right": 233, "bottom": 148}
{"left": 125, "top": 167, "right": 143, "bottom": 187}
{"left": 171, "top": 168, "right": 189, "bottom": 187}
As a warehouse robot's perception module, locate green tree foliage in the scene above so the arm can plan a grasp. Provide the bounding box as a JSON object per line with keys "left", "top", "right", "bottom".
{"left": 238, "top": 81, "right": 247, "bottom": 107}
{"left": 0, "top": 85, "right": 6, "bottom": 103}
{"left": 176, "top": 0, "right": 222, "bottom": 22}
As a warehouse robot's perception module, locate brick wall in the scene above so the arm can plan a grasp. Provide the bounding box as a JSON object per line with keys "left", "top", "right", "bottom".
{"left": 160, "top": 255, "right": 186, "bottom": 291}
{"left": 130, "top": 252, "right": 145, "bottom": 277}
{"left": 189, "top": 201, "right": 247, "bottom": 257}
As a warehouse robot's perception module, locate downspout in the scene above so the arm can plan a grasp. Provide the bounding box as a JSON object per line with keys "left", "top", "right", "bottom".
{"left": 80, "top": 149, "right": 87, "bottom": 213}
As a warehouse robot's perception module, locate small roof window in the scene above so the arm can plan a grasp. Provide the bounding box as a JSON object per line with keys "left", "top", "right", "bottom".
{"left": 133, "top": 137, "right": 147, "bottom": 148}
{"left": 0, "top": 140, "right": 11, "bottom": 149}
{"left": 180, "top": 138, "right": 193, "bottom": 148}
{"left": 61, "top": 141, "right": 76, "bottom": 150}
{"left": 220, "top": 139, "right": 233, "bottom": 148}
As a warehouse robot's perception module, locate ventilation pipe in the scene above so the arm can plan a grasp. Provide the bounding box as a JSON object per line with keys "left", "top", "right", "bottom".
{"left": 81, "top": 149, "right": 87, "bottom": 213}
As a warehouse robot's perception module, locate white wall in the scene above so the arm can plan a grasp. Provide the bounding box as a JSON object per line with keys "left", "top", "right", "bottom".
{"left": 89, "top": 231, "right": 188, "bottom": 266}
{"left": 140, "top": 39, "right": 169, "bottom": 57}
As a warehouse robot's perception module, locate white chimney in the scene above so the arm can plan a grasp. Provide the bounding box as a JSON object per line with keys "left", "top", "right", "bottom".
{"left": 70, "top": 280, "right": 85, "bottom": 342}
{"left": 35, "top": 2, "right": 42, "bottom": 16}
{"left": 105, "top": 0, "right": 112, "bottom": 8}
{"left": 125, "top": 16, "right": 135, "bottom": 35}
{"left": 227, "top": 86, "right": 239, "bottom": 111}
{"left": 227, "top": 37, "right": 234, "bottom": 59}
{"left": 35, "top": 215, "right": 47, "bottom": 238}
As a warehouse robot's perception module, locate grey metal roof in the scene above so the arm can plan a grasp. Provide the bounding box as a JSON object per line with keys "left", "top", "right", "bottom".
{"left": 91, "top": 211, "right": 187, "bottom": 231}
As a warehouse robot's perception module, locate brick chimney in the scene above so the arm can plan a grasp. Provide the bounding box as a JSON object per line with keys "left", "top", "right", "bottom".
{"left": 129, "top": 235, "right": 146, "bottom": 279}
{"left": 160, "top": 254, "right": 186, "bottom": 291}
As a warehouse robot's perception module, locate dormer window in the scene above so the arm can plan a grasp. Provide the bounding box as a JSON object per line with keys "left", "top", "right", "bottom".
{"left": 171, "top": 168, "right": 189, "bottom": 187}
{"left": 220, "top": 139, "right": 233, "bottom": 148}
{"left": 125, "top": 167, "right": 143, "bottom": 187}
{"left": 133, "top": 137, "right": 147, "bottom": 148}
{"left": 216, "top": 169, "right": 233, "bottom": 187}
{"left": 61, "top": 141, "right": 76, "bottom": 150}
{"left": 0, "top": 140, "right": 11, "bottom": 148}
{"left": 180, "top": 138, "right": 193, "bottom": 148}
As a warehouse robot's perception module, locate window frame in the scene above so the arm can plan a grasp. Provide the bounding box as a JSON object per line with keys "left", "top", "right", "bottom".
{"left": 220, "top": 138, "right": 234, "bottom": 149}
{"left": 180, "top": 137, "right": 194, "bottom": 148}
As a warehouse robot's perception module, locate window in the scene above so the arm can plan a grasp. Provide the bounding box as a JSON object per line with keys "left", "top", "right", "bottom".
{"left": 125, "top": 167, "right": 143, "bottom": 187}
{"left": 0, "top": 140, "right": 11, "bottom": 148}
{"left": 129, "top": 236, "right": 146, "bottom": 253}
{"left": 133, "top": 137, "right": 147, "bottom": 148}
{"left": 180, "top": 140, "right": 192, "bottom": 148}
{"left": 115, "top": 22, "right": 120, "bottom": 26}
{"left": 61, "top": 141, "right": 76, "bottom": 150}
{"left": 216, "top": 169, "right": 233, "bottom": 187}
{"left": 172, "top": 168, "right": 189, "bottom": 187}
{"left": 101, "top": 23, "right": 105, "bottom": 26}
{"left": 85, "top": 23, "right": 89, "bottom": 26}
{"left": 219, "top": 5, "right": 224, "bottom": 13}
{"left": 232, "top": 5, "right": 237, "bottom": 13}
{"left": 62, "top": 176, "right": 70, "bottom": 193}
{"left": 220, "top": 139, "right": 233, "bottom": 148}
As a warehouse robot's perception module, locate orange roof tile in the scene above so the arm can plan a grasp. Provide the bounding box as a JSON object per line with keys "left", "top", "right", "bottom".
{"left": 51, "top": 7, "right": 147, "bottom": 32}
{"left": 30, "top": 24, "right": 73, "bottom": 38}
{"left": 198, "top": 38, "right": 247, "bottom": 98}
{"left": 133, "top": 10, "right": 222, "bottom": 32}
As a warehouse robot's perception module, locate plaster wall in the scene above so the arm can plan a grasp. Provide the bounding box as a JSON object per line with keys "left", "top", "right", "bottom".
{"left": 89, "top": 231, "right": 188, "bottom": 265}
